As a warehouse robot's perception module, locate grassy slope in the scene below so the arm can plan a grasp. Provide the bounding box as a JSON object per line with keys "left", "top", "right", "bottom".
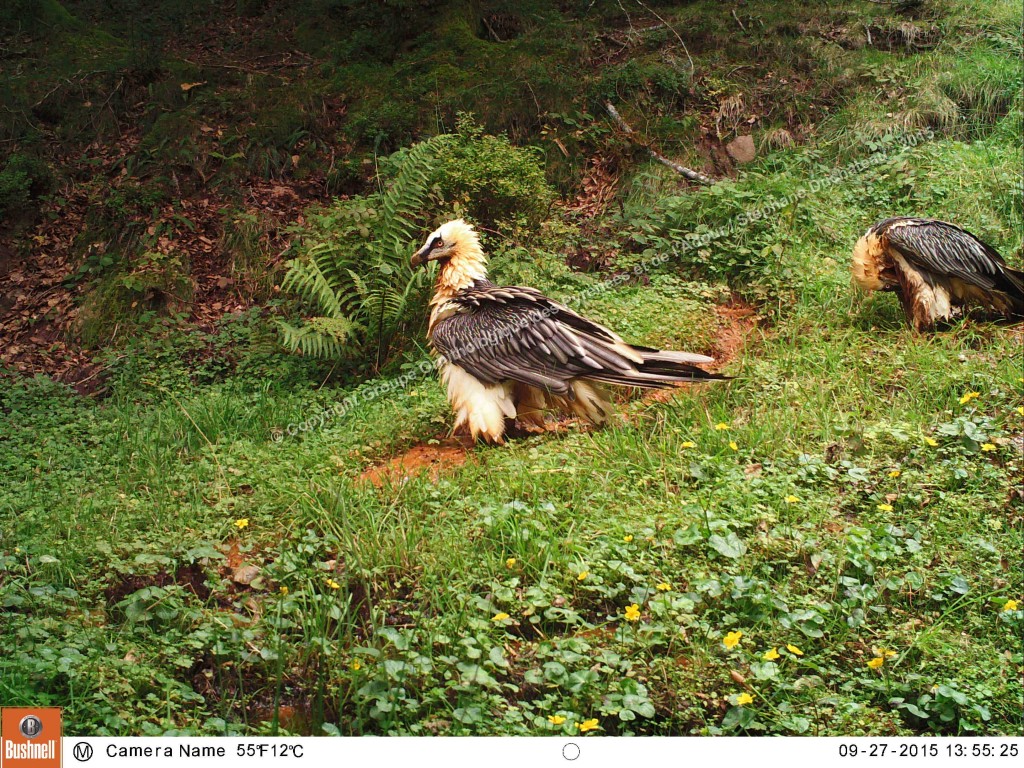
{"left": 1, "top": 0, "right": 1022, "bottom": 737}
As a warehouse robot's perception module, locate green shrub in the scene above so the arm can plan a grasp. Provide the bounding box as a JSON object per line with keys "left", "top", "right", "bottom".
{"left": 593, "top": 57, "right": 692, "bottom": 108}
{"left": 417, "top": 113, "right": 554, "bottom": 232}
{"left": 0, "top": 0, "right": 80, "bottom": 33}
{"left": 325, "top": 157, "right": 369, "bottom": 197}
{"left": 345, "top": 98, "right": 418, "bottom": 153}
{"left": 280, "top": 118, "right": 554, "bottom": 368}
{"left": 221, "top": 210, "right": 282, "bottom": 301}
{"left": 69, "top": 180, "right": 168, "bottom": 285}
{"left": 0, "top": 153, "right": 53, "bottom": 217}
{"left": 77, "top": 249, "right": 192, "bottom": 347}
{"left": 626, "top": 166, "right": 801, "bottom": 304}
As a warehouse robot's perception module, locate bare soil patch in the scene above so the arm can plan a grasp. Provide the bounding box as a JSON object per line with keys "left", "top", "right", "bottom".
{"left": 357, "top": 436, "right": 474, "bottom": 488}
{"left": 709, "top": 294, "right": 760, "bottom": 370}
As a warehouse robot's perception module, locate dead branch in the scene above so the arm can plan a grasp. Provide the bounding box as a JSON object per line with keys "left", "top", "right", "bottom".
{"left": 480, "top": 15, "right": 504, "bottom": 43}
{"left": 30, "top": 69, "right": 108, "bottom": 109}
{"left": 604, "top": 102, "right": 715, "bottom": 186}
{"left": 629, "top": 0, "right": 694, "bottom": 74}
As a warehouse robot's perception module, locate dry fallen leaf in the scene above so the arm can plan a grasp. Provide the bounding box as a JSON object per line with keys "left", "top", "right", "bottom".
{"left": 232, "top": 564, "right": 261, "bottom": 585}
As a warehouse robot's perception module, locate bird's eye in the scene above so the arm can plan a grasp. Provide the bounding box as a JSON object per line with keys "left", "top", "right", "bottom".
{"left": 433, "top": 237, "right": 444, "bottom": 249}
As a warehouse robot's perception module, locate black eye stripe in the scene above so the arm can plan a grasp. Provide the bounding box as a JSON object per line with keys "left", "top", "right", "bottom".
{"left": 431, "top": 236, "right": 444, "bottom": 249}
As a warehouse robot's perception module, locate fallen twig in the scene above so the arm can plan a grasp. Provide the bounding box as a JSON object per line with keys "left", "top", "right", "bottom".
{"left": 630, "top": 0, "right": 694, "bottom": 74}
{"left": 71, "top": 355, "right": 126, "bottom": 388}
{"left": 604, "top": 102, "right": 715, "bottom": 186}
{"left": 480, "top": 15, "right": 503, "bottom": 42}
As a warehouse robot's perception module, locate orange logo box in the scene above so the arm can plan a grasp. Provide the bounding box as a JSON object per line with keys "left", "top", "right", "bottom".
{"left": 0, "top": 708, "right": 62, "bottom": 768}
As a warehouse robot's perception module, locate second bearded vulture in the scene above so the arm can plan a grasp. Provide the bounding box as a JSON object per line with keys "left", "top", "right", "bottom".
{"left": 852, "top": 217, "right": 1024, "bottom": 331}
{"left": 411, "top": 219, "right": 727, "bottom": 444}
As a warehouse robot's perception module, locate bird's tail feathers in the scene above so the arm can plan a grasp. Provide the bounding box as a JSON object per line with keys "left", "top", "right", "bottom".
{"left": 1003, "top": 266, "right": 1024, "bottom": 313}
{"left": 585, "top": 349, "right": 730, "bottom": 389}
{"left": 641, "top": 349, "right": 716, "bottom": 366}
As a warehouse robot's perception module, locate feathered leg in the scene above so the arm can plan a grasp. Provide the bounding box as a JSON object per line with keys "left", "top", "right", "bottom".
{"left": 441, "top": 363, "right": 516, "bottom": 443}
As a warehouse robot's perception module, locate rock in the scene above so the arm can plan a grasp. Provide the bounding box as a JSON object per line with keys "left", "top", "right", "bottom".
{"left": 726, "top": 135, "right": 756, "bottom": 164}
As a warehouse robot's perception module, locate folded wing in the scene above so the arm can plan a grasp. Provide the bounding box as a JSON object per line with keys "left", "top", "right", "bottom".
{"left": 430, "top": 280, "right": 726, "bottom": 396}
{"left": 884, "top": 219, "right": 1024, "bottom": 298}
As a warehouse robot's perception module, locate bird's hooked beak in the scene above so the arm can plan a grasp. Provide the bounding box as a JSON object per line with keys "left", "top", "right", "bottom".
{"left": 410, "top": 245, "right": 430, "bottom": 269}
{"left": 411, "top": 234, "right": 454, "bottom": 269}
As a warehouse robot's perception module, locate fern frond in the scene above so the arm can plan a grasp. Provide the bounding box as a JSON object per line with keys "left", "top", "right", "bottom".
{"left": 276, "top": 319, "right": 351, "bottom": 359}
{"left": 280, "top": 256, "right": 343, "bottom": 318}
{"left": 278, "top": 133, "right": 450, "bottom": 364}
{"left": 379, "top": 134, "right": 452, "bottom": 259}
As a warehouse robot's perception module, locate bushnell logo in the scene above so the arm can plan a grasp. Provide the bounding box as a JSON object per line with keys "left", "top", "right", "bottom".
{"left": 1, "top": 707, "right": 62, "bottom": 767}
{"left": 18, "top": 716, "right": 43, "bottom": 740}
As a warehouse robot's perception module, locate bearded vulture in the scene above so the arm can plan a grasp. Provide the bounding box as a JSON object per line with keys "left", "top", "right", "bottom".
{"left": 411, "top": 219, "right": 727, "bottom": 444}
{"left": 852, "top": 217, "right": 1024, "bottom": 331}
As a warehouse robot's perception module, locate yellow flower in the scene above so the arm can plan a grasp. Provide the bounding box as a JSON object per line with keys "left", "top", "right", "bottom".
{"left": 786, "top": 644, "right": 804, "bottom": 656}
{"left": 784, "top": 495, "right": 800, "bottom": 503}
{"left": 577, "top": 571, "right": 589, "bottom": 581}
{"left": 505, "top": 557, "right": 516, "bottom": 568}
{"left": 623, "top": 534, "right": 633, "bottom": 543}
{"left": 888, "top": 470, "right": 901, "bottom": 478}
{"left": 981, "top": 443, "right": 996, "bottom": 452}
{"left": 723, "top": 630, "right": 743, "bottom": 649}
{"left": 729, "top": 441, "right": 739, "bottom": 451}
{"left": 624, "top": 604, "right": 641, "bottom": 622}
{"left": 578, "top": 718, "right": 600, "bottom": 733}
{"left": 1002, "top": 599, "right": 1019, "bottom": 612}
{"left": 279, "top": 586, "right": 289, "bottom": 596}
{"left": 681, "top": 441, "right": 696, "bottom": 449}
{"left": 736, "top": 693, "right": 754, "bottom": 706}
{"left": 924, "top": 437, "right": 939, "bottom": 447}
{"left": 656, "top": 582, "right": 671, "bottom": 592}
{"left": 548, "top": 714, "right": 566, "bottom": 725}
{"left": 715, "top": 422, "right": 730, "bottom": 431}
{"left": 325, "top": 578, "right": 340, "bottom": 590}
{"left": 867, "top": 657, "right": 885, "bottom": 669}
{"left": 877, "top": 503, "right": 894, "bottom": 512}
{"left": 351, "top": 659, "right": 362, "bottom": 671}
{"left": 763, "top": 647, "right": 780, "bottom": 661}
{"left": 959, "top": 391, "right": 980, "bottom": 405}
{"left": 879, "top": 648, "right": 897, "bottom": 658}
{"left": 1016, "top": 407, "right": 1024, "bottom": 417}
{"left": 234, "top": 518, "right": 249, "bottom": 529}
{"left": 492, "top": 612, "right": 510, "bottom": 622}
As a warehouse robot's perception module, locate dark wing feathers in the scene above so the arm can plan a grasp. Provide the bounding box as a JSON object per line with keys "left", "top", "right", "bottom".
{"left": 432, "top": 281, "right": 724, "bottom": 394}
{"left": 882, "top": 219, "right": 1022, "bottom": 295}
{"left": 460, "top": 282, "right": 628, "bottom": 344}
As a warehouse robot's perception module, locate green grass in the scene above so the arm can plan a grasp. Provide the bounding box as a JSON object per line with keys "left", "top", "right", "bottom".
{"left": 1, "top": 0, "right": 1022, "bottom": 739}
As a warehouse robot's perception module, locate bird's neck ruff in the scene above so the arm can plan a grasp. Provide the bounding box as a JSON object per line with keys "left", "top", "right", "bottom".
{"left": 852, "top": 232, "right": 890, "bottom": 292}
{"left": 429, "top": 222, "right": 488, "bottom": 313}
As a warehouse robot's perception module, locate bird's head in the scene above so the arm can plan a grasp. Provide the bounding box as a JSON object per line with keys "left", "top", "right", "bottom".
{"left": 410, "top": 219, "right": 483, "bottom": 269}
